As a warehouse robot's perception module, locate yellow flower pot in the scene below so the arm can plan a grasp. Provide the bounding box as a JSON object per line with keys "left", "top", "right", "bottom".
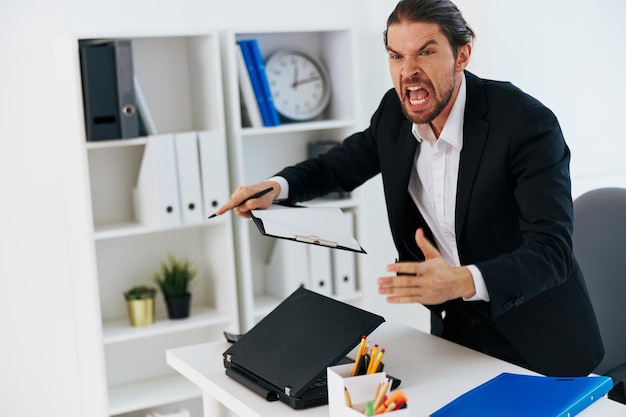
{"left": 126, "top": 298, "right": 155, "bottom": 327}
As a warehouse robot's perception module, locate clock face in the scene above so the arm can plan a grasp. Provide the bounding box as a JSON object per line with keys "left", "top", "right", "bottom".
{"left": 265, "top": 50, "right": 331, "bottom": 121}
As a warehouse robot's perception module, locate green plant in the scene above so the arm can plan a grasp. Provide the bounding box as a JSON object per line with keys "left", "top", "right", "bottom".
{"left": 123, "top": 285, "right": 157, "bottom": 301}
{"left": 153, "top": 254, "right": 197, "bottom": 298}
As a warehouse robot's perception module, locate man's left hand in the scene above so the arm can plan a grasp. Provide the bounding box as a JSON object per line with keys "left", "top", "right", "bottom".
{"left": 377, "top": 228, "right": 476, "bottom": 305}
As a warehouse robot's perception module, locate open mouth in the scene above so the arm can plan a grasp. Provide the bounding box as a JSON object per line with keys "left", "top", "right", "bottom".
{"left": 407, "top": 85, "right": 428, "bottom": 106}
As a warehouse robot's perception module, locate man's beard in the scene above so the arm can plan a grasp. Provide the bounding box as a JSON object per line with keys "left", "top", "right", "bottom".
{"left": 400, "top": 80, "right": 455, "bottom": 125}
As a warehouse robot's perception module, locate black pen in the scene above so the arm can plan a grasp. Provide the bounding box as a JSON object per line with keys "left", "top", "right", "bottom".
{"left": 208, "top": 186, "right": 274, "bottom": 219}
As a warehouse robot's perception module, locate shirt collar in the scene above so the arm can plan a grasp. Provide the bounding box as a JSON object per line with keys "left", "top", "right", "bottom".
{"left": 412, "top": 72, "right": 466, "bottom": 151}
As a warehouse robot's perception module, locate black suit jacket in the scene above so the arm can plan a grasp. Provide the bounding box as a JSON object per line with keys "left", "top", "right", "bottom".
{"left": 277, "top": 71, "right": 603, "bottom": 376}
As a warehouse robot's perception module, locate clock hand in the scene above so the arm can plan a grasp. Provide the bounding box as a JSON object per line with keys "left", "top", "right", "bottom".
{"left": 292, "top": 75, "right": 321, "bottom": 88}
{"left": 293, "top": 66, "right": 299, "bottom": 89}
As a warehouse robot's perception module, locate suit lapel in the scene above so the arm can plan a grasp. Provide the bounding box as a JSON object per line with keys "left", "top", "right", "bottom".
{"left": 391, "top": 119, "right": 416, "bottom": 214}
{"left": 456, "top": 72, "right": 490, "bottom": 241}
{"left": 390, "top": 119, "right": 420, "bottom": 256}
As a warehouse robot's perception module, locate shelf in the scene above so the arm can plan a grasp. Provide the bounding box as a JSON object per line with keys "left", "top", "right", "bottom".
{"left": 93, "top": 216, "right": 228, "bottom": 240}
{"left": 93, "top": 222, "right": 152, "bottom": 240}
{"left": 240, "top": 118, "right": 356, "bottom": 136}
{"left": 108, "top": 373, "right": 201, "bottom": 416}
{"left": 334, "top": 290, "right": 365, "bottom": 305}
{"left": 103, "top": 306, "right": 232, "bottom": 345}
{"left": 252, "top": 294, "right": 284, "bottom": 318}
{"left": 252, "top": 291, "right": 364, "bottom": 322}
{"left": 86, "top": 137, "right": 147, "bottom": 150}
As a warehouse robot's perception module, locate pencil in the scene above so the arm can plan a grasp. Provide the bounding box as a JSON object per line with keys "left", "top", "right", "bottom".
{"left": 363, "top": 343, "right": 370, "bottom": 358}
{"left": 368, "top": 348, "right": 385, "bottom": 375}
{"left": 373, "top": 379, "right": 390, "bottom": 410}
{"left": 351, "top": 336, "right": 367, "bottom": 376}
{"left": 384, "top": 401, "right": 397, "bottom": 413}
{"left": 344, "top": 387, "right": 353, "bottom": 408}
{"left": 372, "top": 382, "right": 382, "bottom": 408}
{"left": 366, "top": 344, "right": 379, "bottom": 374}
{"left": 378, "top": 390, "right": 408, "bottom": 413}
{"left": 360, "top": 343, "right": 371, "bottom": 375}
{"left": 208, "top": 186, "right": 273, "bottom": 219}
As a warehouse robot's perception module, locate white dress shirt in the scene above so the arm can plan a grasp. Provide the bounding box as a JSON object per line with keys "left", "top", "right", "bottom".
{"left": 409, "top": 74, "right": 489, "bottom": 302}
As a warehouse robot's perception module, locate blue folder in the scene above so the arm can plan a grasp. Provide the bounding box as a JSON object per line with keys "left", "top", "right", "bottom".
{"left": 238, "top": 39, "right": 280, "bottom": 127}
{"left": 238, "top": 40, "right": 270, "bottom": 126}
{"left": 430, "top": 372, "right": 613, "bottom": 417}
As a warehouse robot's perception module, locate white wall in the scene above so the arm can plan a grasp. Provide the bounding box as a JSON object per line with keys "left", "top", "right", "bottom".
{"left": 485, "top": 0, "right": 626, "bottom": 197}
{"left": 0, "top": 1, "right": 623, "bottom": 416}
{"left": 0, "top": 2, "right": 92, "bottom": 417}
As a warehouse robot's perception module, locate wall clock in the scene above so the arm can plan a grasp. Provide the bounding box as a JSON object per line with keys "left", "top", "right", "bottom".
{"left": 265, "top": 50, "right": 331, "bottom": 121}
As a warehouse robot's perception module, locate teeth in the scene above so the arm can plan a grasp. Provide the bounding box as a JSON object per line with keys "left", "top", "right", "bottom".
{"left": 407, "top": 86, "right": 425, "bottom": 105}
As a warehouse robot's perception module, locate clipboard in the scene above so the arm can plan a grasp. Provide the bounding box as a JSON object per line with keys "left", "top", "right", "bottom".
{"left": 250, "top": 204, "right": 366, "bottom": 253}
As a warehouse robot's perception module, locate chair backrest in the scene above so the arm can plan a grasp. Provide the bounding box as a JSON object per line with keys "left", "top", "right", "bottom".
{"left": 572, "top": 187, "right": 626, "bottom": 376}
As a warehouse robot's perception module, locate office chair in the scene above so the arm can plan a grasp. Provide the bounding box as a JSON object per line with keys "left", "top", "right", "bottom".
{"left": 573, "top": 187, "right": 626, "bottom": 404}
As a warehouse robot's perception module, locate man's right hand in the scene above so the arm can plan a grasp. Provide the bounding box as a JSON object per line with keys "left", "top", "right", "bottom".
{"left": 214, "top": 181, "right": 281, "bottom": 219}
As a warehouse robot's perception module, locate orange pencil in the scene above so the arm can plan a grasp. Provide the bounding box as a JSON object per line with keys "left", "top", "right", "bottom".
{"left": 368, "top": 348, "right": 385, "bottom": 374}
{"left": 351, "top": 336, "right": 367, "bottom": 376}
{"left": 367, "top": 344, "right": 379, "bottom": 374}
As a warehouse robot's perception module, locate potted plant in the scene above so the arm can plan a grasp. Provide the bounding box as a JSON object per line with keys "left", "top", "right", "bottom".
{"left": 153, "top": 254, "right": 197, "bottom": 319}
{"left": 123, "top": 285, "right": 156, "bottom": 327}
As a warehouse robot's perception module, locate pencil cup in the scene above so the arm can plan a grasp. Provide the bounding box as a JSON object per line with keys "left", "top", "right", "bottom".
{"left": 327, "top": 363, "right": 409, "bottom": 416}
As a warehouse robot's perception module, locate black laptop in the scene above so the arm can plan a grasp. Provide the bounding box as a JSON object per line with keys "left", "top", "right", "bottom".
{"left": 223, "top": 286, "right": 386, "bottom": 409}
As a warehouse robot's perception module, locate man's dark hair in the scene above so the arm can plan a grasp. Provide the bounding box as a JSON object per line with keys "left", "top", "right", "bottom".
{"left": 384, "top": 0, "right": 475, "bottom": 57}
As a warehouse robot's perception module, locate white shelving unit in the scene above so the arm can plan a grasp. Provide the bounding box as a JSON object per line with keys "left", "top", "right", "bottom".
{"left": 78, "top": 33, "right": 239, "bottom": 416}
{"left": 222, "top": 28, "right": 367, "bottom": 331}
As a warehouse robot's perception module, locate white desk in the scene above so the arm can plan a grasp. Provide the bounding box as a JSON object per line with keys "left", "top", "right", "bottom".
{"left": 167, "top": 321, "right": 626, "bottom": 417}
